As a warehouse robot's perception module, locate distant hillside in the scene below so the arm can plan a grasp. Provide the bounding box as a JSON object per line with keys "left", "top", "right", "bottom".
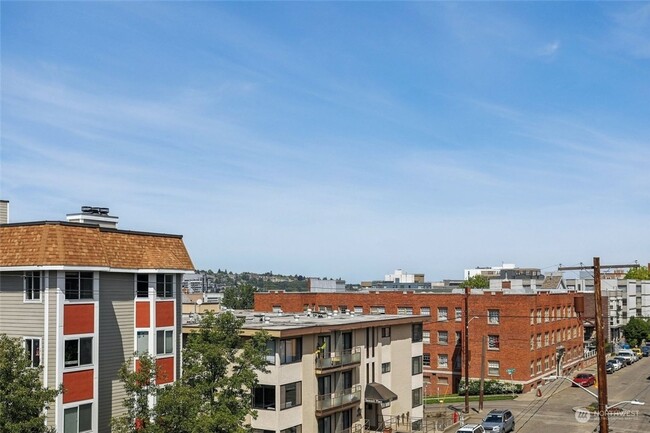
{"left": 197, "top": 269, "right": 314, "bottom": 292}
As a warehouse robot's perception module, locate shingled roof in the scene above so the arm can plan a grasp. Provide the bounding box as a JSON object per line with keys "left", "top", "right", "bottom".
{"left": 0, "top": 221, "right": 194, "bottom": 270}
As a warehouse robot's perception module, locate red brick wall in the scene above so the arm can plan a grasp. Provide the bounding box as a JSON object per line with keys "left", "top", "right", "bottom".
{"left": 255, "top": 290, "right": 584, "bottom": 393}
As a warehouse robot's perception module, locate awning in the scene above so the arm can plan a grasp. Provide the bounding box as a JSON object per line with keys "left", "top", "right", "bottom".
{"left": 365, "top": 382, "right": 398, "bottom": 403}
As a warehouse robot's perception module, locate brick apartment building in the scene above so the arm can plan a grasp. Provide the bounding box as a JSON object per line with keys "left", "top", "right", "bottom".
{"left": 0, "top": 208, "right": 194, "bottom": 433}
{"left": 255, "top": 289, "right": 584, "bottom": 394}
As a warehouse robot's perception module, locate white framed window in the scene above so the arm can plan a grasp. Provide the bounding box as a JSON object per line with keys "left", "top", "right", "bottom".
{"left": 437, "top": 307, "right": 448, "bottom": 322}
{"left": 63, "top": 403, "right": 92, "bottom": 433}
{"left": 24, "top": 271, "right": 42, "bottom": 302}
{"left": 455, "top": 307, "right": 462, "bottom": 322}
{"left": 397, "top": 306, "right": 413, "bottom": 315}
{"left": 25, "top": 337, "right": 41, "bottom": 367}
{"left": 354, "top": 306, "right": 363, "bottom": 314}
{"left": 487, "top": 335, "right": 499, "bottom": 350}
{"left": 64, "top": 337, "right": 93, "bottom": 368}
{"left": 370, "top": 306, "right": 385, "bottom": 315}
{"left": 536, "top": 334, "right": 542, "bottom": 349}
{"left": 65, "top": 272, "right": 94, "bottom": 300}
{"left": 437, "top": 354, "right": 448, "bottom": 369}
{"left": 156, "top": 330, "right": 173, "bottom": 355}
{"left": 156, "top": 274, "right": 174, "bottom": 298}
{"left": 423, "top": 331, "right": 430, "bottom": 344}
{"left": 438, "top": 331, "right": 448, "bottom": 345}
{"left": 381, "top": 327, "right": 391, "bottom": 338}
{"left": 423, "top": 353, "right": 430, "bottom": 366}
{"left": 487, "top": 309, "right": 500, "bottom": 324}
{"left": 420, "top": 307, "right": 431, "bottom": 316}
{"left": 488, "top": 361, "right": 500, "bottom": 376}
{"left": 382, "top": 362, "right": 391, "bottom": 373}
{"left": 136, "top": 331, "right": 149, "bottom": 356}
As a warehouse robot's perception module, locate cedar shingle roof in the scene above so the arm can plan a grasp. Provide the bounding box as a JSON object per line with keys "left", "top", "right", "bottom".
{"left": 0, "top": 221, "right": 194, "bottom": 270}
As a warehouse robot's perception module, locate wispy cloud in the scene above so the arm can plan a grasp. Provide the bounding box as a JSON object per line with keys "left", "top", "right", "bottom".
{"left": 537, "top": 40, "right": 561, "bottom": 58}
{"left": 606, "top": 3, "right": 650, "bottom": 58}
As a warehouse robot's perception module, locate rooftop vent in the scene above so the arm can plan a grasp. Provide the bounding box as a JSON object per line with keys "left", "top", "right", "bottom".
{"left": 67, "top": 206, "right": 118, "bottom": 228}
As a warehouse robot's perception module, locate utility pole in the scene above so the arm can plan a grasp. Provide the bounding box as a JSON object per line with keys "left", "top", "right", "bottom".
{"left": 558, "top": 258, "right": 638, "bottom": 433}
{"left": 464, "top": 285, "right": 470, "bottom": 414}
{"left": 479, "top": 335, "right": 487, "bottom": 411}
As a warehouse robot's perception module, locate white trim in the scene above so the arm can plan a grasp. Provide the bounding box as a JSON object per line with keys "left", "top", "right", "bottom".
{"left": 23, "top": 336, "right": 43, "bottom": 368}
{"left": 23, "top": 270, "right": 44, "bottom": 303}
{"left": 62, "top": 334, "right": 95, "bottom": 370}
{"left": 92, "top": 272, "right": 99, "bottom": 433}
{"left": 0, "top": 265, "right": 193, "bottom": 273}
{"left": 43, "top": 272, "right": 49, "bottom": 389}
{"left": 61, "top": 399, "right": 94, "bottom": 433}
{"left": 55, "top": 271, "right": 64, "bottom": 432}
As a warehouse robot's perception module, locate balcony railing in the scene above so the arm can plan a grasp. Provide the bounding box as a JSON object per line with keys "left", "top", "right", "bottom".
{"left": 315, "top": 347, "right": 361, "bottom": 371}
{"left": 339, "top": 424, "right": 363, "bottom": 433}
{"left": 315, "top": 384, "right": 361, "bottom": 414}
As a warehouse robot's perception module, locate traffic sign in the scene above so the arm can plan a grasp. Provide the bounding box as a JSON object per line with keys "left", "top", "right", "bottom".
{"left": 507, "top": 368, "right": 515, "bottom": 374}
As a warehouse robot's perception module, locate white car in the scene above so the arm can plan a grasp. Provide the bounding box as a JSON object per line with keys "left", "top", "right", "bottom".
{"left": 457, "top": 425, "right": 486, "bottom": 433}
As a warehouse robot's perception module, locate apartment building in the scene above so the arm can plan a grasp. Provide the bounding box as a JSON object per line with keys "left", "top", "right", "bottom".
{"left": 255, "top": 289, "right": 584, "bottom": 394}
{"left": 0, "top": 208, "right": 194, "bottom": 433}
{"left": 183, "top": 311, "right": 425, "bottom": 433}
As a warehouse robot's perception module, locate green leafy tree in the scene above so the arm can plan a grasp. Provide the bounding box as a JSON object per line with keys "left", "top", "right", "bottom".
{"left": 622, "top": 316, "right": 650, "bottom": 346}
{"left": 461, "top": 274, "right": 490, "bottom": 289}
{"left": 177, "top": 311, "right": 269, "bottom": 433}
{"left": 0, "top": 334, "right": 61, "bottom": 433}
{"left": 111, "top": 353, "right": 160, "bottom": 433}
{"left": 222, "top": 284, "right": 256, "bottom": 310}
{"left": 625, "top": 266, "right": 650, "bottom": 280}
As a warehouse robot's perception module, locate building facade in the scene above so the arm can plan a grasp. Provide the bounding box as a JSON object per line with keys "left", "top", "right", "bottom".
{"left": 0, "top": 216, "right": 194, "bottom": 433}
{"left": 255, "top": 290, "right": 584, "bottom": 394}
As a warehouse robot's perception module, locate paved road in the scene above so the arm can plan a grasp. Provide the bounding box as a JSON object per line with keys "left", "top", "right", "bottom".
{"left": 436, "top": 356, "right": 650, "bottom": 433}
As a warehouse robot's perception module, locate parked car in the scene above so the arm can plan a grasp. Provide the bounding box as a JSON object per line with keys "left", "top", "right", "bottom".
{"left": 605, "top": 361, "right": 616, "bottom": 374}
{"left": 616, "top": 351, "right": 635, "bottom": 365}
{"left": 457, "top": 424, "right": 486, "bottom": 433}
{"left": 573, "top": 373, "right": 596, "bottom": 387}
{"left": 632, "top": 348, "right": 643, "bottom": 359}
{"left": 610, "top": 358, "right": 623, "bottom": 370}
{"left": 613, "top": 356, "right": 629, "bottom": 367}
{"left": 481, "top": 409, "right": 515, "bottom": 433}
{"left": 642, "top": 346, "right": 650, "bottom": 357}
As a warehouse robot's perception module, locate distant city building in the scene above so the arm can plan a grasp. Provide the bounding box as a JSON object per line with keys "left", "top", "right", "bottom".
{"left": 0, "top": 207, "right": 194, "bottom": 433}
{"left": 184, "top": 311, "right": 425, "bottom": 432}
{"left": 384, "top": 269, "right": 424, "bottom": 284}
{"left": 464, "top": 264, "right": 543, "bottom": 281}
{"left": 308, "top": 278, "right": 346, "bottom": 292}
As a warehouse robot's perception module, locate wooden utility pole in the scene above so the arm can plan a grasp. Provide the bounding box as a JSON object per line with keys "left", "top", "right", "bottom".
{"left": 464, "top": 285, "right": 470, "bottom": 414}
{"left": 478, "top": 335, "right": 480, "bottom": 412}
{"left": 558, "top": 258, "right": 638, "bottom": 433}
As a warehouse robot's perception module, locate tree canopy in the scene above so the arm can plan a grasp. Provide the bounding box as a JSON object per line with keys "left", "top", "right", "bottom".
{"left": 625, "top": 266, "right": 650, "bottom": 280}
{"left": 622, "top": 316, "right": 650, "bottom": 347}
{"left": 461, "top": 274, "right": 490, "bottom": 289}
{"left": 221, "top": 284, "right": 256, "bottom": 310}
{"left": 0, "top": 334, "right": 60, "bottom": 433}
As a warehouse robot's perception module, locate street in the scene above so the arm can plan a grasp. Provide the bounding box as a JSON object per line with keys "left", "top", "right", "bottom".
{"left": 437, "top": 356, "right": 650, "bottom": 433}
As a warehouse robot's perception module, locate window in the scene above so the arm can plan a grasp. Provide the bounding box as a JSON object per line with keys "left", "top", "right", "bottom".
{"left": 370, "top": 306, "right": 385, "bottom": 314}
{"left": 536, "top": 309, "right": 542, "bottom": 324}
{"left": 438, "top": 307, "right": 448, "bottom": 322}
{"left": 487, "top": 309, "right": 499, "bottom": 324}
{"left": 265, "top": 339, "right": 276, "bottom": 364}
{"left": 65, "top": 337, "right": 92, "bottom": 367}
{"left": 488, "top": 361, "right": 500, "bottom": 376}
{"left": 354, "top": 306, "right": 363, "bottom": 314}
{"left": 412, "top": 387, "right": 423, "bottom": 407}
{"left": 438, "top": 376, "right": 448, "bottom": 385}
{"left": 455, "top": 331, "right": 461, "bottom": 346}
{"left": 156, "top": 330, "right": 173, "bottom": 355}
{"left": 412, "top": 356, "right": 423, "bottom": 375}
{"left": 136, "top": 331, "right": 149, "bottom": 356}
{"left": 24, "top": 271, "right": 41, "bottom": 301}
{"left": 530, "top": 335, "right": 534, "bottom": 351}
{"left": 536, "top": 333, "right": 542, "bottom": 349}
{"left": 455, "top": 307, "right": 462, "bottom": 322}
{"left": 544, "top": 332, "right": 549, "bottom": 347}
{"left": 544, "top": 356, "right": 549, "bottom": 371}
{"left": 438, "top": 331, "right": 448, "bottom": 345}
{"left": 537, "top": 359, "right": 542, "bottom": 373}
{"left": 423, "top": 353, "right": 430, "bottom": 366}
{"left": 423, "top": 331, "right": 430, "bottom": 344}
{"left": 280, "top": 381, "right": 302, "bottom": 409}
{"left": 338, "top": 305, "right": 348, "bottom": 314}
{"left": 544, "top": 308, "right": 550, "bottom": 322}
{"left": 136, "top": 274, "right": 149, "bottom": 298}
{"left": 156, "top": 274, "right": 173, "bottom": 298}
{"left": 25, "top": 338, "right": 41, "bottom": 367}
{"left": 382, "top": 362, "right": 391, "bottom": 373}
{"left": 530, "top": 309, "right": 534, "bottom": 325}
{"left": 281, "top": 427, "right": 302, "bottom": 433}
{"left": 437, "top": 354, "right": 448, "bottom": 369}
{"left": 412, "top": 324, "right": 423, "bottom": 342}
{"left": 487, "top": 335, "right": 499, "bottom": 350}
{"left": 530, "top": 361, "right": 534, "bottom": 376}
{"left": 381, "top": 327, "right": 391, "bottom": 338}
{"left": 65, "top": 272, "right": 93, "bottom": 300}
{"left": 420, "top": 307, "right": 431, "bottom": 316}
{"left": 63, "top": 403, "right": 92, "bottom": 433}
{"left": 397, "top": 306, "right": 413, "bottom": 315}
{"left": 280, "top": 338, "right": 302, "bottom": 364}
{"left": 253, "top": 384, "right": 276, "bottom": 410}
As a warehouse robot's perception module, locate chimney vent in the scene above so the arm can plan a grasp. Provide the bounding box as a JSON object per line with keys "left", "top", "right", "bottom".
{"left": 0, "top": 200, "right": 8, "bottom": 224}
{"left": 67, "top": 206, "right": 118, "bottom": 228}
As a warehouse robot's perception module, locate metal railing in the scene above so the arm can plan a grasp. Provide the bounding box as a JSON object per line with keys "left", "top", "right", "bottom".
{"left": 338, "top": 424, "right": 363, "bottom": 433}
{"left": 315, "top": 384, "right": 362, "bottom": 412}
{"left": 584, "top": 349, "right": 597, "bottom": 359}
{"left": 365, "top": 414, "right": 456, "bottom": 433}
{"left": 315, "top": 347, "right": 362, "bottom": 370}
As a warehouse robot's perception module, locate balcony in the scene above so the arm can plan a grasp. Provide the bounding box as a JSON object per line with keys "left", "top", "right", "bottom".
{"left": 315, "top": 384, "right": 361, "bottom": 416}
{"left": 315, "top": 347, "right": 361, "bottom": 374}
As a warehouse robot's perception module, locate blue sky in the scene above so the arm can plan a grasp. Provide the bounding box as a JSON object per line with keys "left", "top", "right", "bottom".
{"left": 1, "top": 2, "right": 649, "bottom": 282}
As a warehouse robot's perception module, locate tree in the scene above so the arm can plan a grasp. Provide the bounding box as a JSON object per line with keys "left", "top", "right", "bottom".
{"left": 111, "top": 353, "right": 160, "bottom": 433}
{"left": 461, "top": 274, "right": 490, "bottom": 289}
{"left": 176, "top": 311, "right": 269, "bottom": 433}
{"left": 222, "top": 284, "right": 256, "bottom": 309}
{"left": 625, "top": 266, "right": 650, "bottom": 280}
{"left": 0, "top": 334, "right": 60, "bottom": 433}
{"left": 622, "top": 316, "right": 650, "bottom": 346}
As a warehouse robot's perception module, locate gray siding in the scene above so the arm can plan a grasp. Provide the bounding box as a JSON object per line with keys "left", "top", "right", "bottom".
{"left": 0, "top": 272, "right": 45, "bottom": 337}
{"left": 98, "top": 272, "right": 134, "bottom": 433}
{"left": 46, "top": 270, "right": 59, "bottom": 428}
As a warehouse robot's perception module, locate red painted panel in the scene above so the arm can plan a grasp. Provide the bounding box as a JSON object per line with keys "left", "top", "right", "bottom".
{"left": 155, "top": 301, "right": 174, "bottom": 327}
{"left": 63, "top": 369, "right": 94, "bottom": 403}
{"left": 136, "top": 302, "right": 150, "bottom": 328}
{"left": 64, "top": 304, "right": 94, "bottom": 335}
{"left": 156, "top": 357, "right": 174, "bottom": 384}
